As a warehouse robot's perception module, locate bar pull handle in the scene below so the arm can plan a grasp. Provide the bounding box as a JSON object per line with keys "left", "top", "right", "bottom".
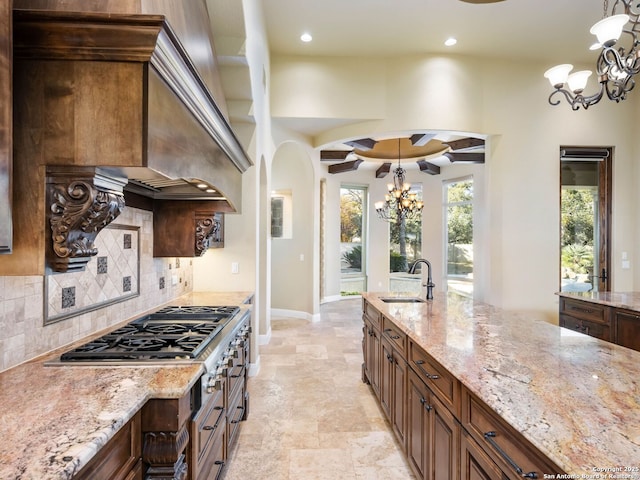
{"left": 483, "top": 431, "right": 538, "bottom": 478}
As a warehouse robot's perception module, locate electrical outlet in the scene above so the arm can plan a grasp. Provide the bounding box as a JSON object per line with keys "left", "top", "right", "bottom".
{"left": 171, "top": 275, "right": 178, "bottom": 286}
{"left": 231, "top": 262, "right": 239, "bottom": 274}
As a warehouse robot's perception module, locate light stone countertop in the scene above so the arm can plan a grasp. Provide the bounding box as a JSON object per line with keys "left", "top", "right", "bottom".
{"left": 558, "top": 290, "right": 640, "bottom": 311}
{"left": 363, "top": 291, "right": 640, "bottom": 477}
{"left": 0, "top": 291, "right": 253, "bottom": 480}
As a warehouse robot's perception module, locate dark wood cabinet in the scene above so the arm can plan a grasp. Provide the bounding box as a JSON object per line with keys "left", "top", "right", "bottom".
{"left": 559, "top": 297, "right": 611, "bottom": 341}
{"left": 154, "top": 201, "right": 224, "bottom": 257}
{"left": 190, "top": 386, "right": 226, "bottom": 480}
{"left": 460, "top": 430, "right": 504, "bottom": 480}
{"left": 75, "top": 411, "right": 142, "bottom": 480}
{"left": 462, "top": 387, "right": 559, "bottom": 479}
{"left": 380, "top": 317, "right": 408, "bottom": 449}
{"left": 407, "top": 369, "right": 460, "bottom": 480}
{"left": 614, "top": 309, "right": 640, "bottom": 352}
{"left": 364, "top": 300, "right": 564, "bottom": 480}
{"left": 559, "top": 296, "right": 640, "bottom": 352}
{"left": 362, "top": 300, "right": 382, "bottom": 398}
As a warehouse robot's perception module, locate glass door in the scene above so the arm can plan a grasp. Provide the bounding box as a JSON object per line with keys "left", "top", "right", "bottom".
{"left": 560, "top": 147, "right": 612, "bottom": 292}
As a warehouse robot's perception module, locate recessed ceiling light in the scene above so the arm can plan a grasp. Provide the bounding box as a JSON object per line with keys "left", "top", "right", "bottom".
{"left": 445, "top": 37, "right": 457, "bottom": 47}
{"left": 300, "top": 32, "right": 312, "bottom": 43}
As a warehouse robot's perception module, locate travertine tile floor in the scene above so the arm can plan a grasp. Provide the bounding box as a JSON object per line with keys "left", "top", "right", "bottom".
{"left": 223, "top": 297, "right": 416, "bottom": 480}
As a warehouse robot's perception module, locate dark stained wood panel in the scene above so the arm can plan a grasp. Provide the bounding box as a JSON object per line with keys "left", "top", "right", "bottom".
{"left": 410, "top": 133, "right": 436, "bottom": 146}
{"left": 376, "top": 162, "right": 391, "bottom": 178}
{"left": 320, "top": 150, "right": 351, "bottom": 161}
{"left": 443, "top": 137, "right": 484, "bottom": 151}
{"left": 345, "top": 138, "right": 376, "bottom": 150}
{"left": 443, "top": 152, "right": 485, "bottom": 163}
{"left": 0, "top": 0, "right": 11, "bottom": 253}
{"left": 417, "top": 160, "right": 440, "bottom": 175}
{"left": 328, "top": 159, "right": 363, "bottom": 174}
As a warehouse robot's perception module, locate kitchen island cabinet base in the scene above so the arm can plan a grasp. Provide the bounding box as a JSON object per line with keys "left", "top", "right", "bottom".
{"left": 362, "top": 296, "right": 564, "bottom": 480}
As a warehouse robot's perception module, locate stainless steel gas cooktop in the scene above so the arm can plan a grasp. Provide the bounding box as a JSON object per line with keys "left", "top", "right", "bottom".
{"left": 59, "top": 305, "right": 241, "bottom": 362}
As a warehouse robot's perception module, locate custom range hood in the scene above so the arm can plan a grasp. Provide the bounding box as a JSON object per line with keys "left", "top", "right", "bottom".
{"left": 6, "top": 8, "right": 253, "bottom": 273}
{"left": 13, "top": 9, "right": 252, "bottom": 212}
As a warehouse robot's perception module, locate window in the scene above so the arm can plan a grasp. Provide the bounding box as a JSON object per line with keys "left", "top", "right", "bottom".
{"left": 340, "top": 185, "right": 367, "bottom": 295}
{"left": 389, "top": 184, "right": 423, "bottom": 293}
{"left": 444, "top": 177, "right": 473, "bottom": 297}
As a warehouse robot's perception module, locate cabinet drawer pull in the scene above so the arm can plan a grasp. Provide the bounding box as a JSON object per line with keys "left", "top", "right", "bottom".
{"left": 383, "top": 328, "right": 401, "bottom": 340}
{"left": 483, "top": 431, "right": 538, "bottom": 478}
{"left": 569, "top": 305, "right": 595, "bottom": 314}
{"left": 414, "top": 360, "right": 440, "bottom": 380}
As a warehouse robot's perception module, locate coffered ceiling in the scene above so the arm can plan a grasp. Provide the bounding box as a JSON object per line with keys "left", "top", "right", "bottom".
{"left": 210, "top": 0, "right": 608, "bottom": 174}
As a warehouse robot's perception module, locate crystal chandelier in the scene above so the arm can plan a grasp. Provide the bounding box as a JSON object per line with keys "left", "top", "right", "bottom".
{"left": 544, "top": 0, "right": 640, "bottom": 110}
{"left": 374, "top": 139, "right": 424, "bottom": 223}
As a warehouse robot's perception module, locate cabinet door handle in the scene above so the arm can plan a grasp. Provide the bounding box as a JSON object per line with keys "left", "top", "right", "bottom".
{"left": 483, "top": 431, "right": 538, "bottom": 478}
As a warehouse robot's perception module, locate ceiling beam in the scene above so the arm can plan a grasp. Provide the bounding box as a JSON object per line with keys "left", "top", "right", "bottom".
{"left": 320, "top": 150, "right": 352, "bottom": 161}
{"left": 443, "top": 152, "right": 485, "bottom": 163}
{"left": 376, "top": 162, "right": 391, "bottom": 178}
{"left": 328, "top": 159, "right": 363, "bottom": 174}
{"left": 443, "top": 138, "right": 485, "bottom": 151}
{"left": 410, "top": 133, "right": 437, "bottom": 146}
{"left": 416, "top": 160, "right": 440, "bottom": 175}
{"left": 345, "top": 138, "right": 376, "bottom": 150}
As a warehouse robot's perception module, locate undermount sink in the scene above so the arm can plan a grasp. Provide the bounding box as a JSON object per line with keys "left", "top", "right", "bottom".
{"left": 379, "top": 297, "right": 426, "bottom": 303}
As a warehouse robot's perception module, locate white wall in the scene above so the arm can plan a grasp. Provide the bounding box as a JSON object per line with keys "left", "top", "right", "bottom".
{"left": 269, "top": 141, "right": 316, "bottom": 313}
{"left": 270, "top": 52, "right": 639, "bottom": 321}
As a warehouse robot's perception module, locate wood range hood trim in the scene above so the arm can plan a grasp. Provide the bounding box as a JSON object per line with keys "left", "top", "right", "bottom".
{"left": 13, "top": 9, "right": 253, "bottom": 206}
{"left": 11, "top": 9, "right": 253, "bottom": 270}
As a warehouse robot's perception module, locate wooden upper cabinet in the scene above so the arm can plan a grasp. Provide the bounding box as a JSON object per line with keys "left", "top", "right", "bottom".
{"left": 0, "top": 0, "right": 12, "bottom": 254}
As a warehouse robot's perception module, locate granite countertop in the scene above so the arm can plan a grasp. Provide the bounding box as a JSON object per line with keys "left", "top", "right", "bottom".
{"left": 558, "top": 290, "right": 640, "bottom": 311}
{"left": 0, "top": 291, "right": 253, "bottom": 480}
{"left": 363, "top": 292, "right": 640, "bottom": 477}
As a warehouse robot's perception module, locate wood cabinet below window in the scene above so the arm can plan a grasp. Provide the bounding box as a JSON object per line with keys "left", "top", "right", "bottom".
{"left": 559, "top": 296, "right": 640, "bottom": 352}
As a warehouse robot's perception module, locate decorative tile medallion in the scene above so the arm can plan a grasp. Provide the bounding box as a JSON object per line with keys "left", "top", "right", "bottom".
{"left": 176, "top": 258, "right": 180, "bottom": 268}
{"left": 123, "top": 276, "right": 132, "bottom": 292}
{"left": 159, "top": 277, "right": 165, "bottom": 290}
{"left": 61, "top": 287, "right": 76, "bottom": 309}
{"left": 97, "top": 256, "right": 108, "bottom": 274}
{"left": 45, "top": 224, "right": 140, "bottom": 324}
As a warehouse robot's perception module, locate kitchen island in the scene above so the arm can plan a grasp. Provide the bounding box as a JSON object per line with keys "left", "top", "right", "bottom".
{"left": 363, "top": 291, "right": 640, "bottom": 478}
{"left": 0, "top": 291, "right": 253, "bottom": 480}
{"left": 558, "top": 291, "right": 640, "bottom": 351}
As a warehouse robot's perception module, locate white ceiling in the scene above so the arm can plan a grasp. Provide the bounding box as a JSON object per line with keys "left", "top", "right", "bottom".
{"left": 241, "top": 0, "right": 611, "bottom": 170}
{"left": 262, "top": 0, "right": 605, "bottom": 64}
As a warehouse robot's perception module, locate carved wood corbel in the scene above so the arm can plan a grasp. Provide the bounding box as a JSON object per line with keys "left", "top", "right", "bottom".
{"left": 46, "top": 167, "right": 127, "bottom": 273}
{"left": 195, "top": 213, "right": 223, "bottom": 256}
{"left": 142, "top": 426, "right": 189, "bottom": 480}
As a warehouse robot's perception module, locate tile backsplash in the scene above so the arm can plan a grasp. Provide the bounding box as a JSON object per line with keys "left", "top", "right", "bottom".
{"left": 45, "top": 224, "right": 141, "bottom": 323}
{"left": 0, "top": 206, "right": 194, "bottom": 372}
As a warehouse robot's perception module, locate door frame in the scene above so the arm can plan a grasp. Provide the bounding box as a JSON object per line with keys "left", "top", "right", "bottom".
{"left": 560, "top": 146, "right": 612, "bottom": 292}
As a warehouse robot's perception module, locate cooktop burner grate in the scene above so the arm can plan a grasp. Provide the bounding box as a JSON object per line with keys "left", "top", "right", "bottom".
{"left": 150, "top": 305, "right": 240, "bottom": 319}
{"left": 59, "top": 305, "right": 241, "bottom": 362}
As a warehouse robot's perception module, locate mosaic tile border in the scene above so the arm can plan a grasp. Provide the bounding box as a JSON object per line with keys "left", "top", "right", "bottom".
{"left": 43, "top": 224, "right": 141, "bottom": 325}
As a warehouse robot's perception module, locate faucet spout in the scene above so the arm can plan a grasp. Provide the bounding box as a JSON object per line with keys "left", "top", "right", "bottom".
{"left": 408, "top": 259, "right": 435, "bottom": 300}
